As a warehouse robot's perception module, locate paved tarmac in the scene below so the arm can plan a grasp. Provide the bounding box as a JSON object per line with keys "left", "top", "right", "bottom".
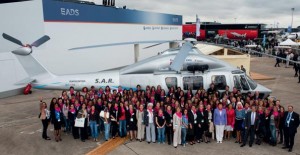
{"left": 0, "top": 57, "right": 299, "bottom": 155}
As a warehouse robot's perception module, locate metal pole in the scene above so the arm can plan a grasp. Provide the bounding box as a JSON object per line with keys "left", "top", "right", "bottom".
{"left": 291, "top": 8, "right": 295, "bottom": 28}
{"left": 134, "top": 44, "right": 139, "bottom": 63}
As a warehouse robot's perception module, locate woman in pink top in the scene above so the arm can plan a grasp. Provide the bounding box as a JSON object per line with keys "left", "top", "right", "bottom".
{"left": 225, "top": 104, "right": 235, "bottom": 140}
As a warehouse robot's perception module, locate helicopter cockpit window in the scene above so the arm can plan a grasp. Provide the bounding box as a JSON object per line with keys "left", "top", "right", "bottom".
{"left": 183, "top": 76, "right": 203, "bottom": 90}
{"left": 246, "top": 75, "right": 257, "bottom": 90}
{"left": 233, "top": 75, "right": 242, "bottom": 90}
{"left": 165, "top": 77, "right": 177, "bottom": 89}
{"left": 240, "top": 75, "right": 250, "bottom": 90}
{"left": 211, "top": 75, "right": 227, "bottom": 90}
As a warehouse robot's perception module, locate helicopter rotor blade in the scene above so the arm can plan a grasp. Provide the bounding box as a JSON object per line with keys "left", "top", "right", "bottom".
{"left": 69, "top": 40, "right": 173, "bottom": 51}
{"left": 31, "top": 35, "right": 50, "bottom": 47}
{"left": 199, "top": 41, "right": 300, "bottom": 64}
{"left": 170, "top": 42, "right": 194, "bottom": 72}
{"left": 2, "top": 33, "right": 24, "bottom": 46}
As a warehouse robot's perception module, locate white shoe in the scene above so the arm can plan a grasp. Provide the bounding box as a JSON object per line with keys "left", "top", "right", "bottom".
{"left": 220, "top": 141, "right": 222, "bottom": 143}
{"left": 183, "top": 144, "right": 186, "bottom": 147}
{"left": 217, "top": 141, "right": 220, "bottom": 143}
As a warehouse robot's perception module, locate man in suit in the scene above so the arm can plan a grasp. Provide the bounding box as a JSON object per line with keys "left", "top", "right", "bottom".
{"left": 241, "top": 105, "right": 259, "bottom": 147}
{"left": 282, "top": 105, "right": 299, "bottom": 152}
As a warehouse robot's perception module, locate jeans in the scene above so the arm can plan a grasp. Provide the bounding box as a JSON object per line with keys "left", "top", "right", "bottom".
{"left": 157, "top": 127, "right": 165, "bottom": 143}
{"left": 119, "top": 120, "right": 127, "bottom": 137}
{"left": 63, "top": 116, "right": 70, "bottom": 132}
{"left": 270, "top": 125, "right": 276, "bottom": 143}
{"left": 146, "top": 123, "right": 156, "bottom": 142}
{"left": 181, "top": 128, "right": 187, "bottom": 144}
{"left": 90, "top": 121, "right": 98, "bottom": 139}
{"left": 104, "top": 122, "right": 111, "bottom": 140}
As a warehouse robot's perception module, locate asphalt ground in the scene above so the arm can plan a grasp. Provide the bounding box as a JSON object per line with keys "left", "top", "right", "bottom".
{"left": 0, "top": 57, "right": 299, "bottom": 155}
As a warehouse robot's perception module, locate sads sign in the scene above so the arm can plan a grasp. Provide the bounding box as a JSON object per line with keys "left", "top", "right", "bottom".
{"left": 60, "top": 8, "right": 79, "bottom": 16}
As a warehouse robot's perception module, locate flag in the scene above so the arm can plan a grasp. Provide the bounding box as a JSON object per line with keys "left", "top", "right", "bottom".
{"left": 287, "top": 26, "right": 292, "bottom": 33}
{"left": 262, "top": 34, "right": 266, "bottom": 47}
{"left": 196, "top": 15, "right": 201, "bottom": 37}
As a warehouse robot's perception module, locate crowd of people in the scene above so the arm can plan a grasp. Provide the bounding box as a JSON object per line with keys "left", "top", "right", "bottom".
{"left": 39, "top": 84, "right": 299, "bottom": 152}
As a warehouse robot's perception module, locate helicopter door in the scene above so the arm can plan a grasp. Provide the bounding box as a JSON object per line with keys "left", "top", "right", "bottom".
{"left": 165, "top": 77, "right": 178, "bottom": 89}
{"left": 233, "top": 75, "right": 250, "bottom": 92}
{"left": 211, "top": 75, "right": 227, "bottom": 91}
{"left": 183, "top": 76, "right": 204, "bottom": 90}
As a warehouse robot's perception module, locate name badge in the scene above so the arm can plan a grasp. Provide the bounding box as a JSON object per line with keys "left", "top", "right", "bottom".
{"left": 209, "top": 120, "right": 211, "bottom": 123}
{"left": 171, "top": 119, "right": 173, "bottom": 123}
{"left": 130, "top": 118, "right": 133, "bottom": 122}
{"left": 291, "top": 119, "right": 294, "bottom": 121}
{"left": 201, "top": 120, "right": 204, "bottom": 123}
{"left": 194, "top": 120, "right": 197, "bottom": 124}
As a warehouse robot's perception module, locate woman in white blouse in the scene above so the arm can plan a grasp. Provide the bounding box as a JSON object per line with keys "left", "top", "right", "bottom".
{"left": 173, "top": 107, "right": 182, "bottom": 148}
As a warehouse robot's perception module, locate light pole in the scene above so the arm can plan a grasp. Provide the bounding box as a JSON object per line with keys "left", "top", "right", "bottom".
{"left": 291, "top": 8, "right": 295, "bottom": 28}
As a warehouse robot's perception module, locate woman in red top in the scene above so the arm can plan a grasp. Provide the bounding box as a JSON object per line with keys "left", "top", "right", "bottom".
{"left": 225, "top": 104, "right": 235, "bottom": 140}
{"left": 118, "top": 102, "right": 128, "bottom": 138}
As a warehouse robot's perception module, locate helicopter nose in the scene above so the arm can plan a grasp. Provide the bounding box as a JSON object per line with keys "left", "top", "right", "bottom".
{"left": 255, "top": 84, "right": 272, "bottom": 98}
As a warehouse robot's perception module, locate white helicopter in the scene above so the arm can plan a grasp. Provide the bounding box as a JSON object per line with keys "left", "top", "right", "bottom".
{"left": 3, "top": 33, "right": 271, "bottom": 98}
{"left": 231, "top": 32, "right": 247, "bottom": 38}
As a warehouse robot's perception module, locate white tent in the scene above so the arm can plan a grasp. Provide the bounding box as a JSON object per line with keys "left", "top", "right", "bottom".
{"left": 274, "top": 46, "right": 291, "bottom": 49}
{"left": 245, "top": 45, "right": 259, "bottom": 48}
{"left": 279, "top": 39, "right": 299, "bottom": 46}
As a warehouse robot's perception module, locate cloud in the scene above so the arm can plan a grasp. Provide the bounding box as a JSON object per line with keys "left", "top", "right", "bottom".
{"left": 97, "top": 0, "right": 300, "bottom": 28}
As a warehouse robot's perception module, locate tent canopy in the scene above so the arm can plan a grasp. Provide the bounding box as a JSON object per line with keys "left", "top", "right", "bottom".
{"left": 279, "top": 39, "right": 299, "bottom": 46}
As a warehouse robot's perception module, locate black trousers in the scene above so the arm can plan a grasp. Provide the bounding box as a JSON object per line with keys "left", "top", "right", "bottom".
{"left": 80, "top": 119, "right": 88, "bottom": 140}
{"left": 166, "top": 125, "right": 173, "bottom": 144}
{"left": 264, "top": 126, "right": 271, "bottom": 143}
{"left": 42, "top": 119, "right": 49, "bottom": 138}
{"left": 196, "top": 125, "right": 203, "bottom": 140}
{"left": 279, "top": 127, "right": 284, "bottom": 142}
{"left": 275, "top": 59, "right": 280, "bottom": 67}
{"left": 243, "top": 125, "right": 255, "bottom": 145}
{"left": 71, "top": 122, "right": 79, "bottom": 139}
{"left": 284, "top": 127, "right": 296, "bottom": 149}
{"left": 294, "top": 67, "right": 298, "bottom": 76}
{"left": 111, "top": 121, "right": 118, "bottom": 137}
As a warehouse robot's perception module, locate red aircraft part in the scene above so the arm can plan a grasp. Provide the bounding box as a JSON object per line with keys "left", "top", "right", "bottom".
{"left": 23, "top": 84, "right": 32, "bottom": 95}
{"left": 218, "top": 29, "right": 258, "bottom": 40}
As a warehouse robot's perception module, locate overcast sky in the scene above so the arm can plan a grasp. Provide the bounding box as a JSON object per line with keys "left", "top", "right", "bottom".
{"left": 94, "top": 0, "right": 300, "bottom": 28}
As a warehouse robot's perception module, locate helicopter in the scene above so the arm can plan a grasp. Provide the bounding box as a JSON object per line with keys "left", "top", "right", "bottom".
{"left": 3, "top": 33, "right": 272, "bottom": 98}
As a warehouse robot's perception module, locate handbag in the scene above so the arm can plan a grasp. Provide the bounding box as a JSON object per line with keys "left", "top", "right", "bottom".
{"left": 205, "top": 131, "right": 212, "bottom": 138}
{"left": 100, "top": 111, "right": 109, "bottom": 119}
{"left": 75, "top": 118, "right": 85, "bottom": 127}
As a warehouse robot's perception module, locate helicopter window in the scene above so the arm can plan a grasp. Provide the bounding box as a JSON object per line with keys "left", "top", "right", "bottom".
{"left": 240, "top": 75, "right": 250, "bottom": 90}
{"left": 165, "top": 77, "right": 177, "bottom": 89}
{"left": 211, "top": 75, "right": 227, "bottom": 90}
{"left": 246, "top": 75, "right": 257, "bottom": 90}
{"left": 233, "top": 75, "right": 242, "bottom": 90}
{"left": 183, "top": 76, "right": 203, "bottom": 90}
